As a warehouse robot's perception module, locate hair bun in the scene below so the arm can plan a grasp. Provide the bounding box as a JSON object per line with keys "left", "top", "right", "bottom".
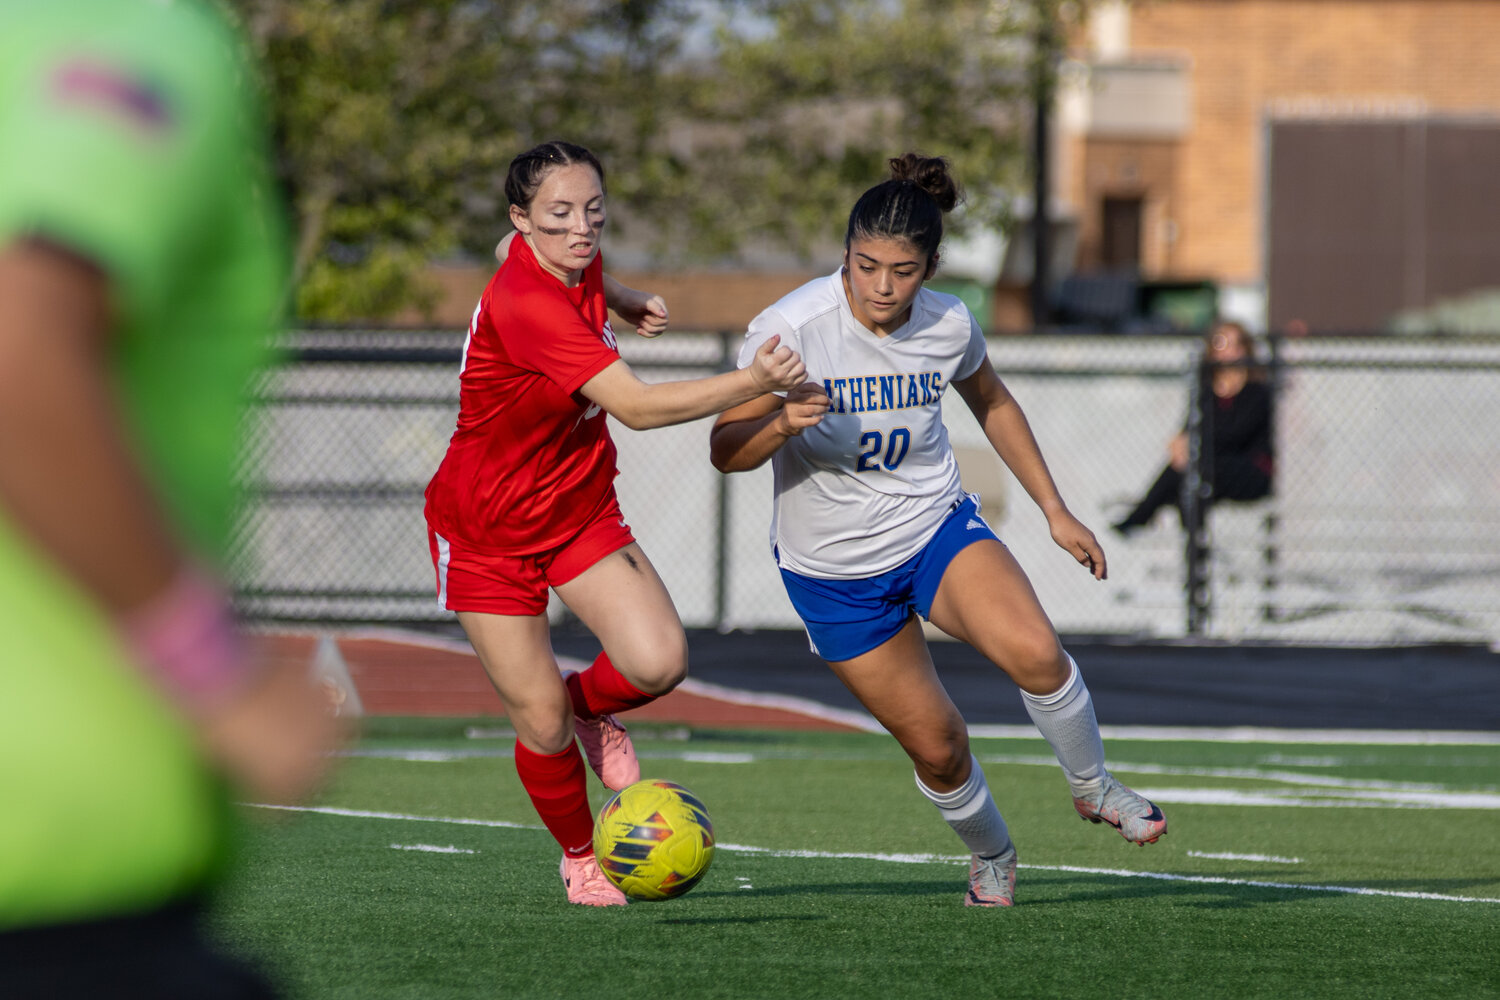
{"left": 888, "top": 153, "right": 961, "bottom": 213}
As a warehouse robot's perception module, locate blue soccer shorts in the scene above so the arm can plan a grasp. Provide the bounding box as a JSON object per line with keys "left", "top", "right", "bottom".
{"left": 779, "top": 493, "right": 1002, "bottom": 662}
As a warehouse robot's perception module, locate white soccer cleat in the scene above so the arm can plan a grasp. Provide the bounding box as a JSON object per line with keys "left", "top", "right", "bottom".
{"left": 965, "top": 848, "right": 1017, "bottom": 907}
{"left": 1073, "top": 774, "right": 1168, "bottom": 845}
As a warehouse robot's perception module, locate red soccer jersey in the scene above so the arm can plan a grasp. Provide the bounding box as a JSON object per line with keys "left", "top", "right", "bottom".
{"left": 424, "top": 238, "right": 621, "bottom": 553}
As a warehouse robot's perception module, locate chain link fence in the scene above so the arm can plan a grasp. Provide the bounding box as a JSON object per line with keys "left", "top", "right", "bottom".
{"left": 232, "top": 330, "right": 1500, "bottom": 646}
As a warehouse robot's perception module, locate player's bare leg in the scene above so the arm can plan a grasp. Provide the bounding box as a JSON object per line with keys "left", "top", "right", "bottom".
{"left": 926, "top": 538, "right": 1069, "bottom": 695}
{"left": 928, "top": 540, "right": 1166, "bottom": 845}
{"left": 459, "top": 611, "right": 625, "bottom": 904}
{"left": 458, "top": 611, "right": 573, "bottom": 754}
{"left": 555, "top": 542, "right": 689, "bottom": 696}
{"left": 824, "top": 617, "right": 969, "bottom": 791}
{"left": 550, "top": 542, "right": 688, "bottom": 789}
{"left": 826, "top": 618, "right": 1016, "bottom": 905}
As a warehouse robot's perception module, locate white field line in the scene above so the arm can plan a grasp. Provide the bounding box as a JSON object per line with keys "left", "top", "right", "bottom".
{"left": 248, "top": 803, "right": 1500, "bottom": 905}
{"left": 978, "top": 753, "right": 1484, "bottom": 791}
{"left": 255, "top": 803, "right": 533, "bottom": 830}
{"left": 1133, "top": 786, "right": 1500, "bottom": 809}
{"left": 973, "top": 724, "right": 1500, "bottom": 745}
{"left": 979, "top": 754, "right": 1500, "bottom": 808}
{"left": 338, "top": 747, "right": 1498, "bottom": 808}
{"left": 391, "top": 843, "right": 475, "bottom": 854}
{"left": 1189, "top": 851, "right": 1304, "bottom": 863}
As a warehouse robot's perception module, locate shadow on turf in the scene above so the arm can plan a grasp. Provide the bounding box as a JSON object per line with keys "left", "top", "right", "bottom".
{"left": 1026, "top": 872, "right": 1500, "bottom": 908}
{"left": 681, "top": 879, "right": 980, "bottom": 903}
{"left": 659, "top": 870, "right": 1499, "bottom": 912}
{"left": 651, "top": 914, "right": 828, "bottom": 925}
{"left": 669, "top": 879, "right": 1251, "bottom": 910}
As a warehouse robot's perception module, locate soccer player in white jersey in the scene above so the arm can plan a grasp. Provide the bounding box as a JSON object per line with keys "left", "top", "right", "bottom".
{"left": 710, "top": 154, "right": 1166, "bottom": 908}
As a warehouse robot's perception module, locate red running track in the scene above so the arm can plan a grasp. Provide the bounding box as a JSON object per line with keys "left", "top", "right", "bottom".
{"left": 255, "top": 630, "right": 863, "bottom": 733}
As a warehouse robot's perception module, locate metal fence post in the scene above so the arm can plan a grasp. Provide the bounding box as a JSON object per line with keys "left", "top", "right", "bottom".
{"left": 1262, "top": 334, "right": 1283, "bottom": 623}
{"left": 713, "top": 330, "right": 734, "bottom": 631}
{"left": 1183, "top": 346, "right": 1212, "bottom": 635}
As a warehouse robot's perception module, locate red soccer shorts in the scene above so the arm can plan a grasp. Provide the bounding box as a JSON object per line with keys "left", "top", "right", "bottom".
{"left": 428, "top": 492, "right": 635, "bottom": 615}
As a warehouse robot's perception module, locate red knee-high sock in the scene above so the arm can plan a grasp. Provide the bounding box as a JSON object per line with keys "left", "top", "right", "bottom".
{"left": 513, "top": 741, "right": 594, "bottom": 857}
{"left": 565, "top": 652, "right": 654, "bottom": 719}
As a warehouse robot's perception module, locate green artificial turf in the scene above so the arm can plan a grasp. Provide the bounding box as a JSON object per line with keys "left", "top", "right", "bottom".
{"left": 211, "top": 722, "right": 1500, "bottom": 999}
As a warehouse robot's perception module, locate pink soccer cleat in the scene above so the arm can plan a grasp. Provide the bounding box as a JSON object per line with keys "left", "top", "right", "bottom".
{"left": 574, "top": 710, "right": 640, "bottom": 791}
{"left": 560, "top": 853, "right": 628, "bottom": 907}
{"left": 564, "top": 669, "right": 641, "bottom": 791}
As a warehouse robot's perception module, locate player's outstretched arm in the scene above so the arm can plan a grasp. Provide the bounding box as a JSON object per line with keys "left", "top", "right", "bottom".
{"left": 495, "top": 231, "right": 668, "bottom": 338}
{"left": 954, "top": 363, "right": 1107, "bottom": 581}
{"left": 581, "top": 335, "right": 806, "bottom": 431}
{"left": 710, "top": 382, "right": 830, "bottom": 472}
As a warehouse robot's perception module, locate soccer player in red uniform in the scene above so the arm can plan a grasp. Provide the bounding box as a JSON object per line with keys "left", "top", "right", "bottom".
{"left": 425, "top": 141, "right": 805, "bottom": 906}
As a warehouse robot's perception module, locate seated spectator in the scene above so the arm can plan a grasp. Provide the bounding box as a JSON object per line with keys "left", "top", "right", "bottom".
{"left": 1112, "top": 320, "right": 1274, "bottom": 534}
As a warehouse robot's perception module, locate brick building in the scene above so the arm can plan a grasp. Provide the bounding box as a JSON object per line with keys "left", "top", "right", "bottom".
{"left": 1058, "top": 0, "right": 1500, "bottom": 333}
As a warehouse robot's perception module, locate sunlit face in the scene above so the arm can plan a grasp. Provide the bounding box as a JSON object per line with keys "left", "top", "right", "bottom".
{"left": 509, "top": 163, "right": 606, "bottom": 284}
{"left": 842, "top": 236, "right": 936, "bottom": 336}
{"left": 1210, "top": 324, "right": 1249, "bottom": 361}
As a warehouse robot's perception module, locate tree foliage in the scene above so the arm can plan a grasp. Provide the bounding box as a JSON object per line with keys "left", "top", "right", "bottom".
{"left": 228, "top": 0, "right": 1067, "bottom": 320}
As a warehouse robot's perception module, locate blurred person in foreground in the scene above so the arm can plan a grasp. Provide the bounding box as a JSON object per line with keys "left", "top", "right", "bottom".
{"left": 1111, "top": 320, "right": 1274, "bottom": 535}
{"left": 0, "top": 0, "right": 341, "bottom": 995}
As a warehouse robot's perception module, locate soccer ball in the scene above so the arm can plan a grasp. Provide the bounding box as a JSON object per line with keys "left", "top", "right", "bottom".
{"left": 592, "top": 779, "right": 715, "bottom": 901}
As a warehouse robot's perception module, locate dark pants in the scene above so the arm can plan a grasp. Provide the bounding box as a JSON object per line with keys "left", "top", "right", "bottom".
{"left": 0, "top": 901, "right": 279, "bottom": 1000}
{"left": 1118, "top": 458, "right": 1272, "bottom": 529}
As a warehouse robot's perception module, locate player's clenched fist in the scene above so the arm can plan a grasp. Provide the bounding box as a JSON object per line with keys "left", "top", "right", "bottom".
{"left": 776, "top": 381, "right": 831, "bottom": 436}
{"left": 748, "top": 334, "right": 806, "bottom": 393}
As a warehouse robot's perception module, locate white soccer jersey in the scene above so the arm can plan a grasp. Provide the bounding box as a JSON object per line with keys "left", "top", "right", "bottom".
{"left": 737, "top": 268, "right": 990, "bottom": 579}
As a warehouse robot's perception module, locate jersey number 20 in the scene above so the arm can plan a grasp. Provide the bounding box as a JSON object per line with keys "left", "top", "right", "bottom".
{"left": 856, "top": 428, "right": 911, "bottom": 472}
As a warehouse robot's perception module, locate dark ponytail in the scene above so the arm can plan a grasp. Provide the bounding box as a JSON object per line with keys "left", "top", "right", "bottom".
{"left": 844, "top": 153, "right": 962, "bottom": 262}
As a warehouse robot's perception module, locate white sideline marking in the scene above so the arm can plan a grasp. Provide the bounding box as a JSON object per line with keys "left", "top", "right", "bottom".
{"left": 348, "top": 749, "right": 492, "bottom": 762}
{"left": 248, "top": 804, "right": 1500, "bottom": 905}
{"left": 1135, "top": 786, "right": 1500, "bottom": 810}
{"left": 391, "top": 843, "right": 475, "bottom": 854}
{"left": 978, "top": 753, "right": 1490, "bottom": 791}
{"left": 338, "top": 747, "right": 1498, "bottom": 810}
{"left": 255, "top": 803, "right": 533, "bottom": 830}
{"left": 974, "top": 725, "right": 1500, "bottom": 745}
{"left": 680, "top": 751, "right": 757, "bottom": 764}
{"left": 1188, "top": 851, "right": 1303, "bottom": 864}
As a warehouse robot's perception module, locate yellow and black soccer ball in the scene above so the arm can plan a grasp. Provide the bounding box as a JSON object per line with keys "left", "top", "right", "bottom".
{"left": 592, "top": 779, "right": 715, "bottom": 901}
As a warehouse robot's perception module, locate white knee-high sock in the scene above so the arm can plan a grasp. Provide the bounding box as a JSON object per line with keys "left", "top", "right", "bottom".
{"left": 915, "top": 757, "right": 1013, "bottom": 859}
{"left": 1020, "top": 653, "right": 1107, "bottom": 796}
